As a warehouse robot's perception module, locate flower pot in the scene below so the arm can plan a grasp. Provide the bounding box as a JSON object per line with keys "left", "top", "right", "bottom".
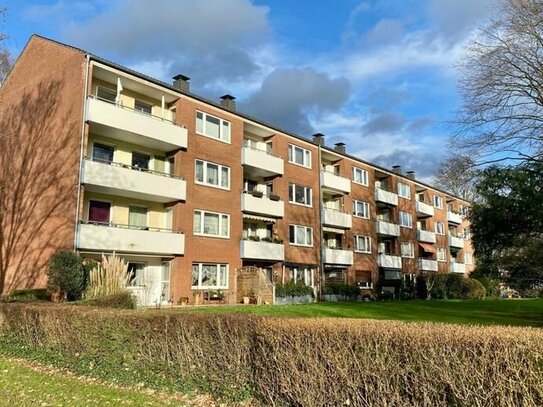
{"left": 51, "top": 291, "right": 66, "bottom": 303}
{"left": 243, "top": 296, "right": 251, "bottom": 305}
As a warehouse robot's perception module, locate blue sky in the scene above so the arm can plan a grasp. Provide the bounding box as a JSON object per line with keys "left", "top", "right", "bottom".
{"left": 3, "top": 0, "right": 498, "bottom": 179}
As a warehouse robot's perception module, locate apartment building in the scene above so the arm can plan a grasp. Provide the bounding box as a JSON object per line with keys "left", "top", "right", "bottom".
{"left": 0, "top": 35, "right": 475, "bottom": 305}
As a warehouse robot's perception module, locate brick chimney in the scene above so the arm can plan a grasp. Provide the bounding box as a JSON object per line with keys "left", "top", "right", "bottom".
{"left": 392, "top": 165, "right": 402, "bottom": 174}
{"left": 312, "top": 133, "right": 325, "bottom": 146}
{"left": 406, "top": 171, "right": 416, "bottom": 180}
{"left": 172, "top": 74, "right": 190, "bottom": 93}
{"left": 334, "top": 142, "right": 346, "bottom": 154}
{"left": 220, "top": 94, "right": 236, "bottom": 111}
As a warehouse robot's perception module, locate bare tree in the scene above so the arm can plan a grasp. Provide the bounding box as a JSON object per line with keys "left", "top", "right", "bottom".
{"left": 0, "top": 6, "right": 11, "bottom": 84}
{"left": 433, "top": 155, "right": 480, "bottom": 202}
{"left": 453, "top": 0, "right": 543, "bottom": 165}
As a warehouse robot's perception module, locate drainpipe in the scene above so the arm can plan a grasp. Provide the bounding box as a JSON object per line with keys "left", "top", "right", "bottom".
{"left": 317, "top": 144, "right": 324, "bottom": 300}
{"left": 73, "top": 54, "right": 91, "bottom": 251}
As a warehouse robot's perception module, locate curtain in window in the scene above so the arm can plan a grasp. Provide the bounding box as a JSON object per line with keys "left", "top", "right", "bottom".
{"left": 295, "top": 147, "right": 304, "bottom": 164}
{"left": 296, "top": 226, "right": 305, "bottom": 245}
{"left": 206, "top": 115, "right": 220, "bottom": 138}
{"left": 92, "top": 144, "right": 114, "bottom": 163}
{"left": 296, "top": 268, "right": 304, "bottom": 284}
{"left": 204, "top": 213, "right": 219, "bottom": 235}
{"left": 196, "top": 112, "right": 204, "bottom": 133}
{"left": 222, "top": 121, "right": 230, "bottom": 141}
{"left": 295, "top": 185, "right": 305, "bottom": 204}
{"left": 195, "top": 161, "right": 204, "bottom": 182}
{"left": 221, "top": 167, "right": 229, "bottom": 188}
{"left": 201, "top": 264, "right": 218, "bottom": 286}
{"left": 207, "top": 163, "right": 218, "bottom": 185}
{"left": 219, "top": 265, "right": 228, "bottom": 287}
{"left": 129, "top": 206, "right": 147, "bottom": 227}
{"left": 306, "top": 228, "right": 312, "bottom": 245}
{"left": 220, "top": 215, "right": 229, "bottom": 236}
{"left": 89, "top": 201, "right": 110, "bottom": 223}
{"left": 192, "top": 264, "right": 200, "bottom": 287}
{"left": 193, "top": 211, "right": 202, "bottom": 234}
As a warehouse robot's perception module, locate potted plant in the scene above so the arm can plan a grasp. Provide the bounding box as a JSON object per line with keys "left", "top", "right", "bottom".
{"left": 178, "top": 296, "right": 189, "bottom": 306}
{"left": 242, "top": 295, "right": 251, "bottom": 305}
{"left": 250, "top": 189, "right": 263, "bottom": 198}
{"left": 269, "top": 193, "right": 280, "bottom": 201}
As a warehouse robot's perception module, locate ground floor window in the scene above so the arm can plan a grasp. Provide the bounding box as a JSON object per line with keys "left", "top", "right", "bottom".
{"left": 288, "top": 266, "right": 314, "bottom": 286}
{"left": 355, "top": 270, "right": 373, "bottom": 289}
{"left": 191, "top": 263, "right": 228, "bottom": 289}
{"left": 324, "top": 268, "right": 345, "bottom": 284}
{"left": 127, "top": 262, "right": 145, "bottom": 286}
{"left": 161, "top": 262, "right": 171, "bottom": 302}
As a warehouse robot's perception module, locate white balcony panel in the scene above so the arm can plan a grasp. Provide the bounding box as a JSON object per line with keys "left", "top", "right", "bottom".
{"left": 449, "top": 235, "right": 465, "bottom": 249}
{"left": 447, "top": 211, "right": 462, "bottom": 225}
{"left": 83, "top": 160, "right": 186, "bottom": 203}
{"left": 419, "top": 259, "right": 438, "bottom": 272}
{"left": 375, "top": 188, "right": 398, "bottom": 206}
{"left": 321, "top": 172, "right": 351, "bottom": 194}
{"left": 322, "top": 209, "right": 352, "bottom": 229}
{"left": 77, "top": 223, "right": 184, "bottom": 255}
{"left": 377, "top": 254, "right": 402, "bottom": 269}
{"left": 450, "top": 263, "right": 466, "bottom": 273}
{"left": 241, "top": 193, "right": 284, "bottom": 218}
{"left": 417, "top": 229, "right": 436, "bottom": 243}
{"left": 87, "top": 97, "right": 187, "bottom": 151}
{"left": 240, "top": 240, "right": 284, "bottom": 261}
{"left": 416, "top": 201, "right": 434, "bottom": 217}
{"left": 241, "top": 146, "right": 284, "bottom": 176}
{"left": 375, "top": 220, "right": 400, "bottom": 237}
{"left": 323, "top": 248, "right": 354, "bottom": 265}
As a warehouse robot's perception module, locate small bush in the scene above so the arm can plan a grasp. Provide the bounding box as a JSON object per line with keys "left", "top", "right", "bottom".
{"left": 462, "top": 278, "right": 486, "bottom": 299}
{"left": 85, "top": 253, "right": 130, "bottom": 300}
{"left": 79, "top": 291, "right": 136, "bottom": 309}
{"left": 47, "top": 251, "right": 91, "bottom": 301}
{"left": 275, "top": 282, "right": 313, "bottom": 297}
{"left": 420, "top": 274, "right": 486, "bottom": 300}
{"left": 323, "top": 283, "right": 360, "bottom": 296}
{"left": 8, "top": 289, "right": 49, "bottom": 302}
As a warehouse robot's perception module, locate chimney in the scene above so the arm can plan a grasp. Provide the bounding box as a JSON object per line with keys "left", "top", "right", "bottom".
{"left": 220, "top": 94, "right": 236, "bottom": 111}
{"left": 392, "top": 165, "right": 402, "bottom": 174}
{"left": 334, "top": 142, "right": 346, "bottom": 154}
{"left": 172, "top": 74, "right": 190, "bottom": 93}
{"left": 312, "top": 133, "right": 325, "bottom": 146}
{"left": 406, "top": 171, "right": 416, "bottom": 180}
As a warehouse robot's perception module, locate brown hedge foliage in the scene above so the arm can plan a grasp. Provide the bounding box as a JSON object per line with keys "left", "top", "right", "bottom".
{"left": 0, "top": 304, "right": 542, "bottom": 406}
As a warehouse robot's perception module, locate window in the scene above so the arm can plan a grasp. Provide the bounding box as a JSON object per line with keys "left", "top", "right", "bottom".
{"left": 291, "top": 267, "right": 313, "bottom": 286}
{"left": 433, "top": 195, "right": 443, "bottom": 208}
{"left": 96, "top": 86, "right": 116, "bottom": 103}
{"left": 92, "top": 143, "right": 114, "bottom": 163}
{"left": 288, "top": 184, "right": 312, "bottom": 206}
{"left": 437, "top": 248, "right": 447, "bottom": 262}
{"left": 354, "top": 235, "right": 371, "bottom": 253}
{"left": 397, "top": 182, "right": 411, "bottom": 199}
{"left": 401, "top": 242, "right": 415, "bottom": 258}
{"left": 289, "top": 225, "right": 313, "bottom": 247}
{"left": 127, "top": 263, "right": 146, "bottom": 286}
{"left": 193, "top": 210, "right": 230, "bottom": 238}
{"left": 352, "top": 200, "right": 370, "bottom": 219}
{"left": 135, "top": 100, "right": 152, "bottom": 115}
{"left": 399, "top": 211, "right": 412, "bottom": 228}
{"left": 128, "top": 206, "right": 147, "bottom": 228}
{"left": 352, "top": 167, "right": 369, "bottom": 186}
{"left": 435, "top": 221, "right": 445, "bottom": 235}
{"left": 191, "top": 263, "right": 228, "bottom": 289}
{"left": 161, "top": 263, "right": 171, "bottom": 302}
{"left": 196, "top": 111, "right": 230, "bottom": 143}
{"left": 287, "top": 144, "right": 311, "bottom": 168}
{"left": 465, "top": 252, "right": 473, "bottom": 265}
{"left": 88, "top": 200, "right": 110, "bottom": 224}
{"left": 460, "top": 205, "right": 469, "bottom": 217}
{"left": 195, "top": 160, "right": 230, "bottom": 190}
{"left": 132, "top": 152, "right": 150, "bottom": 170}
{"left": 462, "top": 228, "right": 471, "bottom": 240}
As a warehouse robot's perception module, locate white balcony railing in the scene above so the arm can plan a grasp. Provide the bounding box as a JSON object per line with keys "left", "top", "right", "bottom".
{"left": 449, "top": 235, "right": 465, "bottom": 249}
{"left": 241, "top": 146, "right": 284, "bottom": 176}
{"left": 83, "top": 158, "right": 186, "bottom": 203}
{"left": 375, "top": 220, "right": 400, "bottom": 236}
{"left": 241, "top": 192, "right": 284, "bottom": 218}
{"left": 321, "top": 171, "right": 351, "bottom": 194}
{"left": 77, "top": 222, "right": 184, "bottom": 255}
{"left": 375, "top": 188, "right": 398, "bottom": 206}
{"left": 377, "top": 254, "right": 402, "bottom": 269}
{"left": 240, "top": 240, "right": 284, "bottom": 261}
{"left": 450, "top": 263, "right": 466, "bottom": 273}
{"left": 416, "top": 201, "right": 434, "bottom": 217}
{"left": 417, "top": 229, "right": 436, "bottom": 243}
{"left": 447, "top": 211, "right": 462, "bottom": 225}
{"left": 419, "top": 258, "right": 438, "bottom": 272}
{"left": 86, "top": 96, "right": 188, "bottom": 151}
{"left": 322, "top": 208, "right": 352, "bottom": 229}
{"left": 323, "top": 248, "right": 354, "bottom": 265}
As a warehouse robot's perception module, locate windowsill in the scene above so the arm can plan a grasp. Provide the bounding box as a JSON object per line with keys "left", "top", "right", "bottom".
{"left": 196, "top": 131, "right": 231, "bottom": 145}
{"left": 398, "top": 196, "right": 411, "bottom": 200}
{"left": 194, "top": 180, "right": 231, "bottom": 191}
{"left": 354, "top": 250, "right": 371, "bottom": 254}
{"left": 289, "top": 243, "right": 313, "bottom": 248}
{"left": 287, "top": 160, "right": 312, "bottom": 170}
{"left": 401, "top": 256, "right": 415, "bottom": 259}
{"left": 352, "top": 180, "right": 369, "bottom": 187}
{"left": 400, "top": 225, "right": 412, "bottom": 229}
{"left": 353, "top": 214, "right": 370, "bottom": 219}
{"left": 288, "top": 201, "right": 313, "bottom": 208}
{"left": 191, "top": 286, "right": 229, "bottom": 290}
{"left": 193, "top": 233, "right": 230, "bottom": 240}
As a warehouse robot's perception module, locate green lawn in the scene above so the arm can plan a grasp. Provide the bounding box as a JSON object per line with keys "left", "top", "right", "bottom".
{"left": 168, "top": 299, "right": 543, "bottom": 327}
{"left": 0, "top": 357, "right": 210, "bottom": 407}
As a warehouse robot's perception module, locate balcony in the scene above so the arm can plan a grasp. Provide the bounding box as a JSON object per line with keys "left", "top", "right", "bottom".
{"left": 375, "top": 188, "right": 398, "bottom": 206}
{"left": 447, "top": 211, "right": 462, "bottom": 225}
{"left": 241, "top": 192, "right": 284, "bottom": 218}
{"left": 419, "top": 259, "right": 438, "bottom": 272}
{"left": 449, "top": 235, "right": 465, "bottom": 249}
{"left": 416, "top": 201, "right": 434, "bottom": 217}
{"left": 86, "top": 96, "right": 188, "bottom": 151}
{"left": 240, "top": 239, "right": 284, "bottom": 261}
{"left": 321, "top": 171, "right": 351, "bottom": 195}
{"left": 241, "top": 146, "right": 284, "bottom": 177}
{"left": 450, "top": 263, "right": 466, "bottom": 273}
{"left": 377, "top": 254, "right": 402, "bottom": 269}
{"left": 322, "top": 208, "right": 352, "bottom": 229}
{"left": 83, "top": 158, "right": 186, "bottom": 203}
{"left": 323, "top": 248, "right": 354, "bottom": 265}
{"left": 375, "top": 220, "right": 400, "bottom": 236}
{"left": 77, "top": 222, "right": 184, "bottom": 255}
{"left": 417, "top": 229, "right": 436, "bottom": 243}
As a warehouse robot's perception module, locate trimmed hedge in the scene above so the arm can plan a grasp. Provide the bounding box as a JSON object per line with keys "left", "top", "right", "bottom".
{"left": 275, "top": 281, "right": 313, "bottom": 297}
{"left": 0, "top": 304, "right": 542, "bottom": 406}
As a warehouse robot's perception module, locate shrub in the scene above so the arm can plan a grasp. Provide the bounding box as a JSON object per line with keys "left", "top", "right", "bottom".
{"left": 419, "top": 274, "right": 486, "bottom": 300}
{"left": 79, "top": 291, "right": 136, "bottom": 309}
{"left": 7, "top": 289, "right": 49, "bottom": 302}
{"left": 461, "top": 278, "right": 486, "bottom": 300}
{"left": 47, "top": 251, "right": 91, "bottom": 301}
{"left": 475, "top": 276, "right": 501, "bottom": 297}
{"left": 323, "top": 283, "right": 360, "bottom": 296}
{"left": 275, "top": 282, "right": 313, "bottom": 297}
{"left": 85, "top": 253, "right": 131, "bottom": 300}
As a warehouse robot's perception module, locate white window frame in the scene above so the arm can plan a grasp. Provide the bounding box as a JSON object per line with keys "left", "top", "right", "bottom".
{"left": 433, "top": 195, "right": 443, "bottom": 209}
{"left": 435, "top": 221, "right": 445, "bottom": 235}
{"left": 352, "top": 200, "right": 370, "bottom": 219}
{"left": 397, "top": 182, "right": 411, "bottom": 199}
{"left": 288, "top": 183, "right": 312, "bottom": 207}
{"left": 437, "top": 248, "right": 447, "bottom": 262}
{"left": 195, "top": 159, "right": 230, "bottom": 190}
{"left": 465, "top": 252, "right": 473, "bottom": 265}
{"left": 352, "top": 167, "right": 369, "bottom": 186}
{"left": 399, "top": 211, "right": 412, "bottom": 228}
{"left": 193, "top": 209, "right": 230, "bottom": 238}
{"left": 401, "top": 242, "right": 415, "bottom": 258}
{"left": 292, "top": 267, "right": 314, "bottom": 286}
{"left": 191, "top": 263, "right": 229, "bottom": 289}
{"left": 289, "top": 224, "right": 313, "bottom": 247}
{"left": 196, "top": 110, "right": 231, "bottom": 143}
{"left": 287, "top": 144, "right": 311, "bottom": 168}
{"left": 354, "top": 235, "right": 371, "bottom": 254}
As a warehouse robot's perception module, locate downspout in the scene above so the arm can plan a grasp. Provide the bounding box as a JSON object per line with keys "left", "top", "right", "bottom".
{"left": 73, "top": 54, "right": 91, "bottom": 251}
{"left": 317, "top": 144, "right": 324, "bottom": 300}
